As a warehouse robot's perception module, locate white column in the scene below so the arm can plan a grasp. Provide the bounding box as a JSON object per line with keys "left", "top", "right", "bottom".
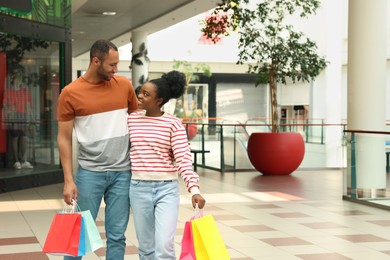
{"left": 347, "top": 0, "right": 387, "bottom": 189}
{"left": 324, "top": 0, "right": 343, "bottom": 168}
{"left": 131, "top": 31, "right": 149, "bottom": 91}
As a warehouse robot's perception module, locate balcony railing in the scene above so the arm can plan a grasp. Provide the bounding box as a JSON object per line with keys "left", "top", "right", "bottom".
{"left": 343, "top": 129, "right": 390, "bottom": 208}
{"left": 183, "top": 118, "right": 349, "bottom": 173}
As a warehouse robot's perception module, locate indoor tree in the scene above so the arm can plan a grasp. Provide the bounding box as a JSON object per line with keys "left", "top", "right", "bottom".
{"left": 172, "top": 60, "right": 211, "bottom": 119}
{"left": 201, "top": 0, "right": 328, "bottom": 133}
{"left": 173, "top": 60, "right": 211, "bottom": 86}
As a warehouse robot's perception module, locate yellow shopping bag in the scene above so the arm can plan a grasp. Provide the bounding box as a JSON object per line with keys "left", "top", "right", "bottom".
{"left": 191, "top": 214, "right": 230, "bottom": 260}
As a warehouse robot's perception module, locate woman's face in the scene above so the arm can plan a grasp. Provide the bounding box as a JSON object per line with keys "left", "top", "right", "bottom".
{"left": 137, "top": 82, "right": 162, "bottom": 112}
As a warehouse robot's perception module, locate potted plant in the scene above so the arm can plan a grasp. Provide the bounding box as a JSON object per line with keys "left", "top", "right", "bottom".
{"left": 202, "top": 0, "right": 328, "bottom": 175}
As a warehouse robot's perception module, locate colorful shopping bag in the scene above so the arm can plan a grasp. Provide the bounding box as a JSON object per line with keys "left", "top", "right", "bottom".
{"left": 179, "top": 221, "right": 196, "bottom": 260}
{"left": 43, "top": 212, "right": 85, "bottom": 256}
{"left": 192, "top": 214, "right": 230, "bottom": 260}
{"left": 79, "top": 215, "right": 86, "bottom": 256}
{"left": 81, "top": 210, "right": 104, "bottom": 252}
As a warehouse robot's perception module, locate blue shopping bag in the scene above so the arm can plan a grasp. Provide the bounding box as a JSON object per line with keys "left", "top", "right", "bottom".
{"left": 81, "top": 210, "right": 104, "bottom": 252}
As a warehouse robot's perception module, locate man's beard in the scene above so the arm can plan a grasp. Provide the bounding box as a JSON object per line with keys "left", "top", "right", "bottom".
{"left": 97, "top": 67, "right": 112, "bottom": 81}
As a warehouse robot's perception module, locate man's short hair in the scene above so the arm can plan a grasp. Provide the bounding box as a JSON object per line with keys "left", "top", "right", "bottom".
{"left": 90, "top": 39, "right": 118, "bottom": 62}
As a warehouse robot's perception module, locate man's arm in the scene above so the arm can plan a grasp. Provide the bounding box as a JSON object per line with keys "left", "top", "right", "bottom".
{"left": 57, "top": 120, "right": 77, "bottom": 205}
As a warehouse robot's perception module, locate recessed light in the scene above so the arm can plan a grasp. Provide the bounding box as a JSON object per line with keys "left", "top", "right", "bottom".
{"left": 102, "top": 11, "right": 116, "bottom": 16}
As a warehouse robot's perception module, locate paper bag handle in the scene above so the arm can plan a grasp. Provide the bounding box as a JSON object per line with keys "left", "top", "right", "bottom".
{"left": 190, "top": 204, "right": 204, "bottom": 220}
{"left": 61, "top": 199, "right": 81, "bottom": 213}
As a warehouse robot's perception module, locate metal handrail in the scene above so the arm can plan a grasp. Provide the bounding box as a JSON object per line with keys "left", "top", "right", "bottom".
{"left": 183, "top": 121, "right": 348, "bottom": 173}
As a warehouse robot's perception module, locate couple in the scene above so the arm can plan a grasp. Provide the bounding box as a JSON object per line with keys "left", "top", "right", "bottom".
{"left": 57, "top": 39, "right": 206, "bottom": 260}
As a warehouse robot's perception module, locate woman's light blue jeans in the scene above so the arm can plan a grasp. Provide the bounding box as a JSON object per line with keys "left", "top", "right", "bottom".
{"left": 130, "top": 180, "right": 180, "bottom": 260}
{"left": 64, "top": 167, "right": 131, "bottom": 260}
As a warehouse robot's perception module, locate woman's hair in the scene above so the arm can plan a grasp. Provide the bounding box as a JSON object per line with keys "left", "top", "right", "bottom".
{"left": 150, "top": 70, "right": 187, "bottom": 106}
{"left": 90, "top": 39, "right": 118, "bottom": 62}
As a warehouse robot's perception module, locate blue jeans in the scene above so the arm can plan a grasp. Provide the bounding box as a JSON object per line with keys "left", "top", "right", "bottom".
{"left": 64, "top": 167, "right": 131, "bottom": 260}
{"left": 130, "top": 180, "right": 179, "bottom": 260}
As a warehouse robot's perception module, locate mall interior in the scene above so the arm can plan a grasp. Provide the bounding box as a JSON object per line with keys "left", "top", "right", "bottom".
{"left": 1, "top": 1, "right": 390, "bottom": 259}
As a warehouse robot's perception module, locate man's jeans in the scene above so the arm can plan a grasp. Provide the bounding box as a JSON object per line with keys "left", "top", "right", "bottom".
{"left": 130, "top": 179, "right": 179, "bottom": 260}
{"left": 64, "top": 167, "right": 131, "bottom": 260}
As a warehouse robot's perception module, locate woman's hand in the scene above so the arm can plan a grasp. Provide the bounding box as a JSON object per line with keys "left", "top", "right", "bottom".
{"left": 192, "top": 194, "right": 206, "bottom": 209}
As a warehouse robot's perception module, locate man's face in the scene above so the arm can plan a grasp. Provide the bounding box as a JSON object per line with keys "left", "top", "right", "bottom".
{"left": 96, "top": 49, "right": 119, "bottom": 81}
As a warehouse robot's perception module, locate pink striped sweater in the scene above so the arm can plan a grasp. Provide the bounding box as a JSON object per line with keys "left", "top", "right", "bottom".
{"left": 127, "top": 110, "right": 200, "bottom": 195}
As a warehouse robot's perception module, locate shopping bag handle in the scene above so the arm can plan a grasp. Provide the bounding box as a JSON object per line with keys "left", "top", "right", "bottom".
{"left": 190, "top": 204, "right": 204, "bottom": 220}
{"left": 61, "top": 199, "right": 81, "bottom": 213}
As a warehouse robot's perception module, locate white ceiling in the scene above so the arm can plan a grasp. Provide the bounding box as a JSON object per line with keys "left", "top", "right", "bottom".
{"left": 71, "top": 0, "right": 219, "bottom": 57}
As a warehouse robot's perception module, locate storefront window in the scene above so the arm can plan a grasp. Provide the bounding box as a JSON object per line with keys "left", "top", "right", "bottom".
{"left": 0, "top": 33, "right": 60, "bottom": 176}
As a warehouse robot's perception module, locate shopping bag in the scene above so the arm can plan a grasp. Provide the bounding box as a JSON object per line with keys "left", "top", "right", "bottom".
{"left": 79, "top": 216, "right": 86, "bottom": 256}
{"left": 179, "top": 221, "right": 196, "bottom": 260}
{"left": 42, "top": 212, "right": 85, "bottom": 256}
{"left": 81, "top": 210, "right": 104, "bottom": 252}
{"left": 192, "top": 214, "right": 230, "bottom": 260}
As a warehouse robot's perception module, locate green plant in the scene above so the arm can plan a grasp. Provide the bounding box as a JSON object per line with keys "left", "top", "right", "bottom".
{"left": 0, "top": 33, "right": 50, "bottom": 74}
{"left": 173, "top": 60, "right": 212, "bottom": 85}
{"left": 172, "top": 60, "right": 212, "bottom": 123}
{"left": 201, "top": 0, "right": 328, "bottom": 133}
{"left": 130, "top": 42, "right": 150, "bottom": 88}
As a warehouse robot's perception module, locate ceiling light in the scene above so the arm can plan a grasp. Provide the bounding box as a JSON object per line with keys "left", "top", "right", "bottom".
{"left": 102, "top": 11, "right": 116, "bottom": 16}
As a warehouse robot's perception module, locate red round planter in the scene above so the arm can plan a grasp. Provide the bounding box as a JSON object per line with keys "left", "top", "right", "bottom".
{"left": 185, "top": 123, "right": 197, "bottom": 140}
{"left": 247, "top": 132, "right": 305, "bottom": 175}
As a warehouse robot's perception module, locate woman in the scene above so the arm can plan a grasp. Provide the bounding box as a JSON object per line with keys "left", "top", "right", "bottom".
{"left": 127, "top": 70, "right": 206, "bottom": 259}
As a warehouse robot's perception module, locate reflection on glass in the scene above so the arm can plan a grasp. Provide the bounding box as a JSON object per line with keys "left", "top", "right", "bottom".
{"left": 2, "top": 68, "right": 34, "bottom": 169}
{"left": 170, "top": 84, "right": 208, "bottom": 141}
{"left": 0, "top": 33, "right": 60, "bottom": 177}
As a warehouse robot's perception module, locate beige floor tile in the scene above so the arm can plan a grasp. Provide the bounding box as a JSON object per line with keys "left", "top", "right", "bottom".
{"left": 2, "top": 169, "right": 390, "bottom": 259}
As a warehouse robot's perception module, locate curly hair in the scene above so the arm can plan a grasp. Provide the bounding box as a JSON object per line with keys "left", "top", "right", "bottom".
{"left": 150, "top": 70, "right": 187, "bottom": 106}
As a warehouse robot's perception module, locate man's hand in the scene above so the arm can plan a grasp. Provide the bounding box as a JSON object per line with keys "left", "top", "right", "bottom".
{"left": 63, "top": 181, "right": 78, "bottom": 205}
{"left": 192, "top": 194, "right": 206, "bottom": 209}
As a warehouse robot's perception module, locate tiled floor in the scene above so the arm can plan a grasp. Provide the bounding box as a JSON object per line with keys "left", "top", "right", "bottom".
{"left": 2, "top": 168, "right": 390, "bottom": 259}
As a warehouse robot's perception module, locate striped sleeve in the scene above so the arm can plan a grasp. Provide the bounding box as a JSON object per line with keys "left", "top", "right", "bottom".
{"left": 170, "top": 119, "right": 200, "bottom": 193}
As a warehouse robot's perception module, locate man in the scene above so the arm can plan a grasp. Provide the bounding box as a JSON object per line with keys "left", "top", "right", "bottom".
{"left": 57, "top": 39, "right": 138, "bottom": 260}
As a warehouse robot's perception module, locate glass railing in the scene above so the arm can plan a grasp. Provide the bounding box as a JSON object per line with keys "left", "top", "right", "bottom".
{"left": 184, "top": 119, "right": 348, "bottom": 173}
{"left": 343, "top": 129, "right": 390, "bottom": 208}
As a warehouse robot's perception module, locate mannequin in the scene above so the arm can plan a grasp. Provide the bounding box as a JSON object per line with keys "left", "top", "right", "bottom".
{"left": 3, "top": 69, "right": 34, "bottom": 169}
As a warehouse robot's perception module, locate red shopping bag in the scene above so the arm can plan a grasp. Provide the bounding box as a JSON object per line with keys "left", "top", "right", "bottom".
{"left": 179, "top": 221, "right": 196, "bottom": 260}
{"left": 43, "top": 213, "right": 84, "bottom": 256}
